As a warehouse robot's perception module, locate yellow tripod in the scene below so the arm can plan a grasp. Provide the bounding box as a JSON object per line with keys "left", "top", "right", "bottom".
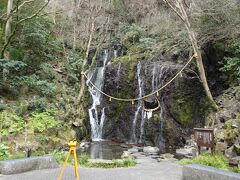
{"left": 58, "top": 141, "right": 80, "bottom": 180}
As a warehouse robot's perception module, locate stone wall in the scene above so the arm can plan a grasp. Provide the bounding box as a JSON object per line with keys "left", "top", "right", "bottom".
{"left": 183, "top": 164, "right": 240, "bottom": 180}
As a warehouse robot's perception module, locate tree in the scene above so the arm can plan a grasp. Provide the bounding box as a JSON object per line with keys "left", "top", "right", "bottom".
{"left": 164, "top": 0, "right": 214, "bottom": 102}
{"left": 1, "top": 0, "right": 50, "bottom": 59}
{"left": 52, "top": 0, "right": 112, "bottom": 130}
{"left": 4, "top": 0, "right": 13, "bottom": 45}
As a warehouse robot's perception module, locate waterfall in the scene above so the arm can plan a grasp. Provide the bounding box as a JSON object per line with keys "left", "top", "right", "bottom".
{"left": 117, "top": 63, "right": 121, "bottom": 79}
{"left": 153, "top": 62, "right": 169, "bottom": 145}
{"left": 130, "top": 61, "right": 145, "bottom": 144}
{"left": 144, "top": 111, "right": 153, "bottom": 119}
{"left": 87, "top": 50, "right": 109, "bottom": 141}
{"left": 114, "top": 50, "right": 118, "bottom": 57}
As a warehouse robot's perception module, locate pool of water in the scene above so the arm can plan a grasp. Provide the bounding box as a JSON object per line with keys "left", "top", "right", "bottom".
{"left": 78, "top": 141, "right": 128, "bottom": 160}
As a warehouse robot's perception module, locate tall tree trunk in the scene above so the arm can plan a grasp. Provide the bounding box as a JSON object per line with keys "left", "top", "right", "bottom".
{"left": 5, "top": 0, "right": 13, "bottom": 43}
{"left": 4, "top": 0, "right": 13, "bottom": 58}
{"left": 76, "top": 20, "right": 95, "bottom": 103}
{"left": 165, "top": 0, "right": 214, "bottom": 102}
{"left": 178, "top": 0, "right": 214, "bottom": 101}
{"left": 184, "top": 26, "right": 214, "bottom": 101}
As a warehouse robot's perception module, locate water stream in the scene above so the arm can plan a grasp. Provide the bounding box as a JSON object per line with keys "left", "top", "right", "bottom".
{"left": 87, "top": 50, "right": 109, "bottom": 141}
{"left": 130, "top": 61, "right": 145, "bottom": 144}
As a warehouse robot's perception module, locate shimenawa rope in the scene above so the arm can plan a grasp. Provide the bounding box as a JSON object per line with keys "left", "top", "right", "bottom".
{"left": 82, "top": 54, "right": 197, "bottom": 103}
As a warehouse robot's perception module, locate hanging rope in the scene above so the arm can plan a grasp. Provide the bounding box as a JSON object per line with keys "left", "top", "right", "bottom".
{"left": 82, "top": 54, "right": 197, "bottom": 102}
{"left": 144, "top": 96, "right": 161, "bottom": 112}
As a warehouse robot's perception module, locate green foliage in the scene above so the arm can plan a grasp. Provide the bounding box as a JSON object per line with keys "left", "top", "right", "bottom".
{"left": 153, "top": 114, "right": 159, "bottom": 121}
{"left": 179, "top": 154, "right": 229, "bottom": 170}
{"left": 28, "top": 112, "right": 56, "bottom": 133}
{"left": 78, "top": 154, "right": 136, "bottom": 168}
{"left": 28, "top": 98, "right": 47, "bottom": 113}
{"left": 112, "top": 0, "right": 128, "bottom": 18}
{"left": 0, "top": 60, "right": 27, "bottom": 71}
{"left": 113, "top": 54, "right": 138, "bottom": 83}
{"left": 121, "top": 157, "right": 136, "bottom": 167}
{"left": 121, "top": 24, "right": 145, "bottom": 46}
{"left": 174, "top": 98, "right": 193, "bottom": 127}
{"left": 0, "top": 144, "right": 10, "bottom": 160}
{"left": 64, "top": 52, "right": 83, "bottom": 84}
{"left": 78, "top": 154, "right": 90, "bottom": 165}
{"left": 111, "top": 101, "right": 126, "bottom": 121}
{"left": 224, "top": 119, "right": 240, "bottom": 143}
{"left": 14, "top": 16, "right": 59, "bottom": 67}
{"left": 51, "top": 150, "right": 66, "bottom": 164}
{"left": 1, "top": 10, "right": 61, "bottom": 97}
{"left": 0, "top": 111, "right": 24, "bottom": 136}
{"left": 38, "top": 63, "right": 56, "bottom": 80}
{"left": 220, "top": 42, "right": 240, "bottom": 83}
{"left": 12, "top": 75, "right": 58, "bottom": 96}
{"left": 0, "top": 103, "right": 7, "bottom": 112}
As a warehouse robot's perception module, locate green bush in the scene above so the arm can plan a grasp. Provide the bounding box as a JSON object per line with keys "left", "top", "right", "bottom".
{"left": 0, "top": 111, "right": 24, "bottom": 136}
{"left": 28, "top": 98, "right": 47, "bottom": 112}
{"left": 0, "top": 144, "right": 10, "bottom": 160}
{"left": 121, "top": 24, "right": 145, "bottom": 47}
{"left": 78, "top": 154, "right": 89, "bottom": 165}
{"left": 64, "top": 52, "right": 83, "bottom": 84}
{"left": 220, "top": 42, "right": 240, "bottom": 83}
{"left": 51, "top": 150, "right": 66, "bottom": 164}
{"left": 179, "top": 154, "right": 229, "bottom": 171}
{"left": 27, "top": 112, "right": 56, "bottom": 133}
{"left": 77, "top": 154, "right": 136, "bottom": 168}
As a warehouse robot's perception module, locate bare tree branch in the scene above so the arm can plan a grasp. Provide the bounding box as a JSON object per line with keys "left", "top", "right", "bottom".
{"left": 1, "top": 0, "right": 50, "bottom": 58}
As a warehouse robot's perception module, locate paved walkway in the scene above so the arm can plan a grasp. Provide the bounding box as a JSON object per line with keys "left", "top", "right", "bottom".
{"left": 0, "top": 154, "right": 182, "bottom": 180}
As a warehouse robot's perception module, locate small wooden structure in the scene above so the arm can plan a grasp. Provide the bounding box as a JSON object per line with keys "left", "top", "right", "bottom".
{"left": 194, "top": 128, "right": 214, "bottom": 154}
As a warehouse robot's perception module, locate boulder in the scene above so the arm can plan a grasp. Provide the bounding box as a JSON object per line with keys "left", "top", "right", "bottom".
{"left": 214, "top": 129, "right": 225, "bottom": 141}
{"left": 225, "top": 146, "right": 237, "bottom": 158}
{"left": 157, "top": 153, "right": 176, "bottom": 162}
{"left": 127, "top": 148, "right": 139, "bottom": 153}
{"left": 121, "top": 151, "right": 133, "bottom": 159}
{"left": 233, "top": 144, "right": 240, "bottom": 156}
{"left": 231, "top": 119, "right": 239, "bottom": 129}
{"left": 185, "top": 139, "right": 195, "bottom": 147}
{"left": 120, "top": 144, "right": 129, "bottom": 148}
{"left": 78, "top": 141, "right": 90, "bottom": 149}
{"left": 229, "top": 156, "right": 240, "bottom": 166}
{"left": 215, "top": 142, "right": 227, "bottom": 154}
{"left": 143, "top": 146, "right": 159, "bottom": 154}
{"left": 218, "top": 110, "right": 232, "bottom": 123}
{"left": 0, "top": 156, "right": 59, "bottom": 175}
{"left": 176, "top": 147, "right": 196, "bottom": 158}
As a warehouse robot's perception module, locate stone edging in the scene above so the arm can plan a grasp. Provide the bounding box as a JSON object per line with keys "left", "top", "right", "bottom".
{"left": 0, "top": 155, "right": 59, "bottom": 175}
{"left": 183, "top": 164, "right": 240, "bottom": 180}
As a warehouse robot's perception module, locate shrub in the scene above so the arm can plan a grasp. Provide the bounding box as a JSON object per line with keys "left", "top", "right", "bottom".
{"left": 77, "top": 154, "right": 136, "bottom": 168}
{"left": 0, "top": 144, "right": 10, "bottom": 160}
{"left": 27, "top": 112, "right": 56, "bottom": 133}
{"left": 179, "top": 154, "right": 229, "bottom": 171}
{"left": 51, "top": 150, "right": 66, "bottom": 164}
{"left": 0, "top": 111, "right": 24, "bottom": 136}
{"left": 78, "top": 154, "right": 89, "bottom": 166}
{"left": 220, "top": 42, "right": 240, "bottom": 83}
{"left": 28, "top": 98, "right": 47, "bottom": 113}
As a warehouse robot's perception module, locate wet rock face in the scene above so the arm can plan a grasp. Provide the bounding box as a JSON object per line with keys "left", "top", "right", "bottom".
{"left": 97, "top": 54, "right": 207, "bottom": 148}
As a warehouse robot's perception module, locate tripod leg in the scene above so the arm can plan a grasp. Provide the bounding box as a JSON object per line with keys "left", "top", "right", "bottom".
{"left": 73, "top": 149, "right": 80, "bottom": 180}
{"left": 58, "top": 150, "right": 71, "bottom": 180}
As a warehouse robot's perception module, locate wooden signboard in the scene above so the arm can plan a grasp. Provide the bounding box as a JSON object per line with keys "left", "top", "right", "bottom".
{"left": 194, "top": 128, "right": 214, "bottom": 154}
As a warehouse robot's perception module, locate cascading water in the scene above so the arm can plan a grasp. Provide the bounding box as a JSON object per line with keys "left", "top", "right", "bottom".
{"left": 130, "top": 61, "right": 145, "bottom": 144}
{"left": 152, "top": 62, "right": 169, "bottom": 145}
{"left": 87, "top": 50, "right": 109, "bottom": 141}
